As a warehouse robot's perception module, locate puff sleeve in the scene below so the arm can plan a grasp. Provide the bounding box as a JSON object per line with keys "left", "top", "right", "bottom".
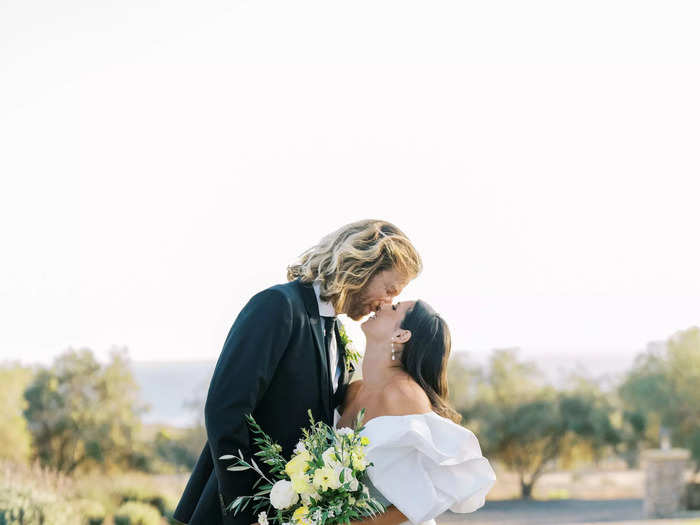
{"left": 360, "top": 412, "right": 496, "bottom": 525}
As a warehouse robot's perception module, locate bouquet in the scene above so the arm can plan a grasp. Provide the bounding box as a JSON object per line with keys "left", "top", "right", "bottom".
{"left": 220, "top": 409, "right": 385, "bottom": 525}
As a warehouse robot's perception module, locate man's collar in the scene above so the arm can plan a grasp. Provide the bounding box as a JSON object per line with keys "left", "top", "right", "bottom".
{"left": 312, "top": 280, "right": 336, "bottom": 317}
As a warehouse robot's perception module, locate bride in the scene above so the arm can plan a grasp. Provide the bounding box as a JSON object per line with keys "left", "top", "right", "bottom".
{"left": 337, "top": 299, "right": 496, "bottom": 525}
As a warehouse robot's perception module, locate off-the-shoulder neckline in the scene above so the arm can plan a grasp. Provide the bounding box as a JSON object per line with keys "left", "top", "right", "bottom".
{"left": 361, "top": 410, "right": 439, "bottom": 427}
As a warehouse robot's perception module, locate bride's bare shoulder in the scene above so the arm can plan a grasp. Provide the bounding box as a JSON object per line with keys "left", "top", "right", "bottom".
{"left": 380, "top": 375, "right": 431, "bottom": 416}
{"left": 340, "top": 379, "right": 364, "bottom": 411}
{"left": 347, "top": 379, "right": 363, "bottom": 398}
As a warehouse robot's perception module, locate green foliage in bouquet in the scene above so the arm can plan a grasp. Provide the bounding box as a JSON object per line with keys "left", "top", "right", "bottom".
{"left": 220, "top": 409, "right": 385, "bottom": 525}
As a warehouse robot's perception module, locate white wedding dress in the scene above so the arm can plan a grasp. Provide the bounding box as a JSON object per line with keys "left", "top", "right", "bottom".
{"left": 353, "top": 411, "right": 497, "bottom": 525}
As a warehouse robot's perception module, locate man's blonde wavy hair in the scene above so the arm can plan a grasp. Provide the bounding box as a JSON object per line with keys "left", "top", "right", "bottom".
{"left": 287, "top": 220, "right": 422, "bottom": 313}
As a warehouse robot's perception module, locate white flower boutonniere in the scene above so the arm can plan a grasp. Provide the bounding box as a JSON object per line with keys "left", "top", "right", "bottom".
{"left": 338, "top": 324, "right": 362, "bottom": 371}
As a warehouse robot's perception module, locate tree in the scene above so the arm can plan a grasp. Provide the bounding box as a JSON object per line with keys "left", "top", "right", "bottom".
{"left": 616, "top": 409, "right": 647, "bottom": 468}
{"left": 467, "top": 349, "right": 620, "bottom": 498}
{"left": 0, "top": 363, "right": 34, "bottom": 463}
{"left": 446, "top": 353, "right": 481, "bottom": 416}
{"left": 619, "top": 326, "right": 700, "bottom": 470}
{"left": 23, "top": 347, "right": 146, "bottom": 473}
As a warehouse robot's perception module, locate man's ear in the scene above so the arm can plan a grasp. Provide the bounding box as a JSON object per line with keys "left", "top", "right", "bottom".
{"left": 394, "top": 329, "right": 411, "bottom": 344}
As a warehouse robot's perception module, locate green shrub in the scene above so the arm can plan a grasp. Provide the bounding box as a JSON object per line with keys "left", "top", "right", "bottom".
{"left": 118, "top": 487, "right": 175, "bottom": 518}
{"left": 0, "top": 485, "right": 81, "bottom": 525}
{"left": 38, "top": 499, "right": 81, "bottom": 525}
{"left": 0, "top": 365, "right": 34, "bottom": 464}
{"left": 0, "top": 485, "right": 42, "bottom": 525}
{"left": 113, "top": 502, "right": 162, "bottom": 525}
{"left": 71, "top": 478, "right": 119, "bottom": 517}
{"left": 73, "top": 499, "right": 106, "bottom": 525}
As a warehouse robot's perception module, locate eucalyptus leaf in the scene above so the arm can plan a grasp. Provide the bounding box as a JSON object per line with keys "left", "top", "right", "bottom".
{"left": 227, "top": 465, "right": 251, "bottom": 471}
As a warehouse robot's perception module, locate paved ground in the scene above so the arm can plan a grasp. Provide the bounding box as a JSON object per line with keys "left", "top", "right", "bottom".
{"left": 437, "top": 499, "right": 700, "bottom": 525}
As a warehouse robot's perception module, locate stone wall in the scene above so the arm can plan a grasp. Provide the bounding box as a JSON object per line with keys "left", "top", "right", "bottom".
{"left": 642, "top": 449, "right": 690, "bottom": 518}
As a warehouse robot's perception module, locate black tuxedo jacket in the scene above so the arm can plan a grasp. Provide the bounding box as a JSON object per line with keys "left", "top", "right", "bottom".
{"left": 173, "top": 279, "right": 354, "bottom": 525}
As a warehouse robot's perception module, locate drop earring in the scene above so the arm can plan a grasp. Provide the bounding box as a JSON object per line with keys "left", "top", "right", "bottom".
{"left": 391, "top": 341, "right": 396, "bottom": 361}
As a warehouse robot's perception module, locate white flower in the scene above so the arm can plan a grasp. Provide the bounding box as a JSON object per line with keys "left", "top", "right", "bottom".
{"left": 322, "top": 447, "right": 340, "bottom": 468}
{"left": 327, "top": 509, "right": 335, "bottom": 518}
{"left": 270, "top": 480, "right": 299, "bottom": 509}
{"left": 258, "top": 512, "right": 269, "bottom": 525}
{"left": 341, "top": 467, "right": 359, "bottom": 491}
{"left": 293, "top": 440, "right": 307, "bottom": 454}
{"left": 335, "top": 427, "right": 354, "bottom": 437}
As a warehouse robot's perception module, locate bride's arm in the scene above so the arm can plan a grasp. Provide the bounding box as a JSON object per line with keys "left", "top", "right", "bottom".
{"left": 350, "top": 505, "right": 408, "bottom": 525}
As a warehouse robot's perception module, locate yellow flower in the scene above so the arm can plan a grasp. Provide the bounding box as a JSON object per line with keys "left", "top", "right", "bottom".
{"left": 312, "top": 465, "right": 341, "bottom": 491}
{"left": 285, "top": 450, "right": 311, "bottom": 478}
{"left": 360, "top": 437, "right": 370, "bottom": 446}
{"left": 351, "top": 450, "right": 368, "bottom": 471}
{"left": 290, "top": 472, "right": 314, "bottom": 495}
{"left": 292, "top": 506, "right": 310, "bottom": 524}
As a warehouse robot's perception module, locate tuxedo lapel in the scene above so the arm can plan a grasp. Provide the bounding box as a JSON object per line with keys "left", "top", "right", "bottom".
{"left": 296, "top": 279, "right": 332, "bottom": 420}
{"left": 333, "top": 320, "right": 351, "bottom": 411}
{"left": 335, "top": 320, "right": 349, "bottom": 385}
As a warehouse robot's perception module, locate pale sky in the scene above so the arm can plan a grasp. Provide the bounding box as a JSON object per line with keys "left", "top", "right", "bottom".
{"left": 2, "top": 1, "right": 699, "bottom": 368}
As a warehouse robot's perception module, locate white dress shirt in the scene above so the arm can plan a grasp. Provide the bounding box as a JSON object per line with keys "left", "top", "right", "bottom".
{"left": 312, "top": 280, "right": 342, "bottom": 394}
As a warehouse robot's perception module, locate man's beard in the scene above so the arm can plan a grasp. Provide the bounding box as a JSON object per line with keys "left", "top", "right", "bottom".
{"left": 344, "top": 291, "right": 369, "bottom": 321}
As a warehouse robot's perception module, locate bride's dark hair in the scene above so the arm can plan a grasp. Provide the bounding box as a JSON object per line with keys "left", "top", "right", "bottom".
{"left": 399, "top": 300, "right": 461, "bottom": 424}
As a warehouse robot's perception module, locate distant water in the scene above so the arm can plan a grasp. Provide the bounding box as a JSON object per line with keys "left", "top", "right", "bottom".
{"left": 132, "top": 361, "right": 215, "bottom": 427}
{"left": 131, "top": 349, "right": 638, "bottom": 427}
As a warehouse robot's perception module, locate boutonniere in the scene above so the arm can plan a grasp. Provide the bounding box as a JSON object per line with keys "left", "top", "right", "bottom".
{"left": 338, "top": 324, "right": 362, "bottom": 371}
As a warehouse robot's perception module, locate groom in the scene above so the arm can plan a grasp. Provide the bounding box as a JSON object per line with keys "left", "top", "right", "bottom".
{"left": 174, "top": 220, "right": 422, "bottom": 525}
